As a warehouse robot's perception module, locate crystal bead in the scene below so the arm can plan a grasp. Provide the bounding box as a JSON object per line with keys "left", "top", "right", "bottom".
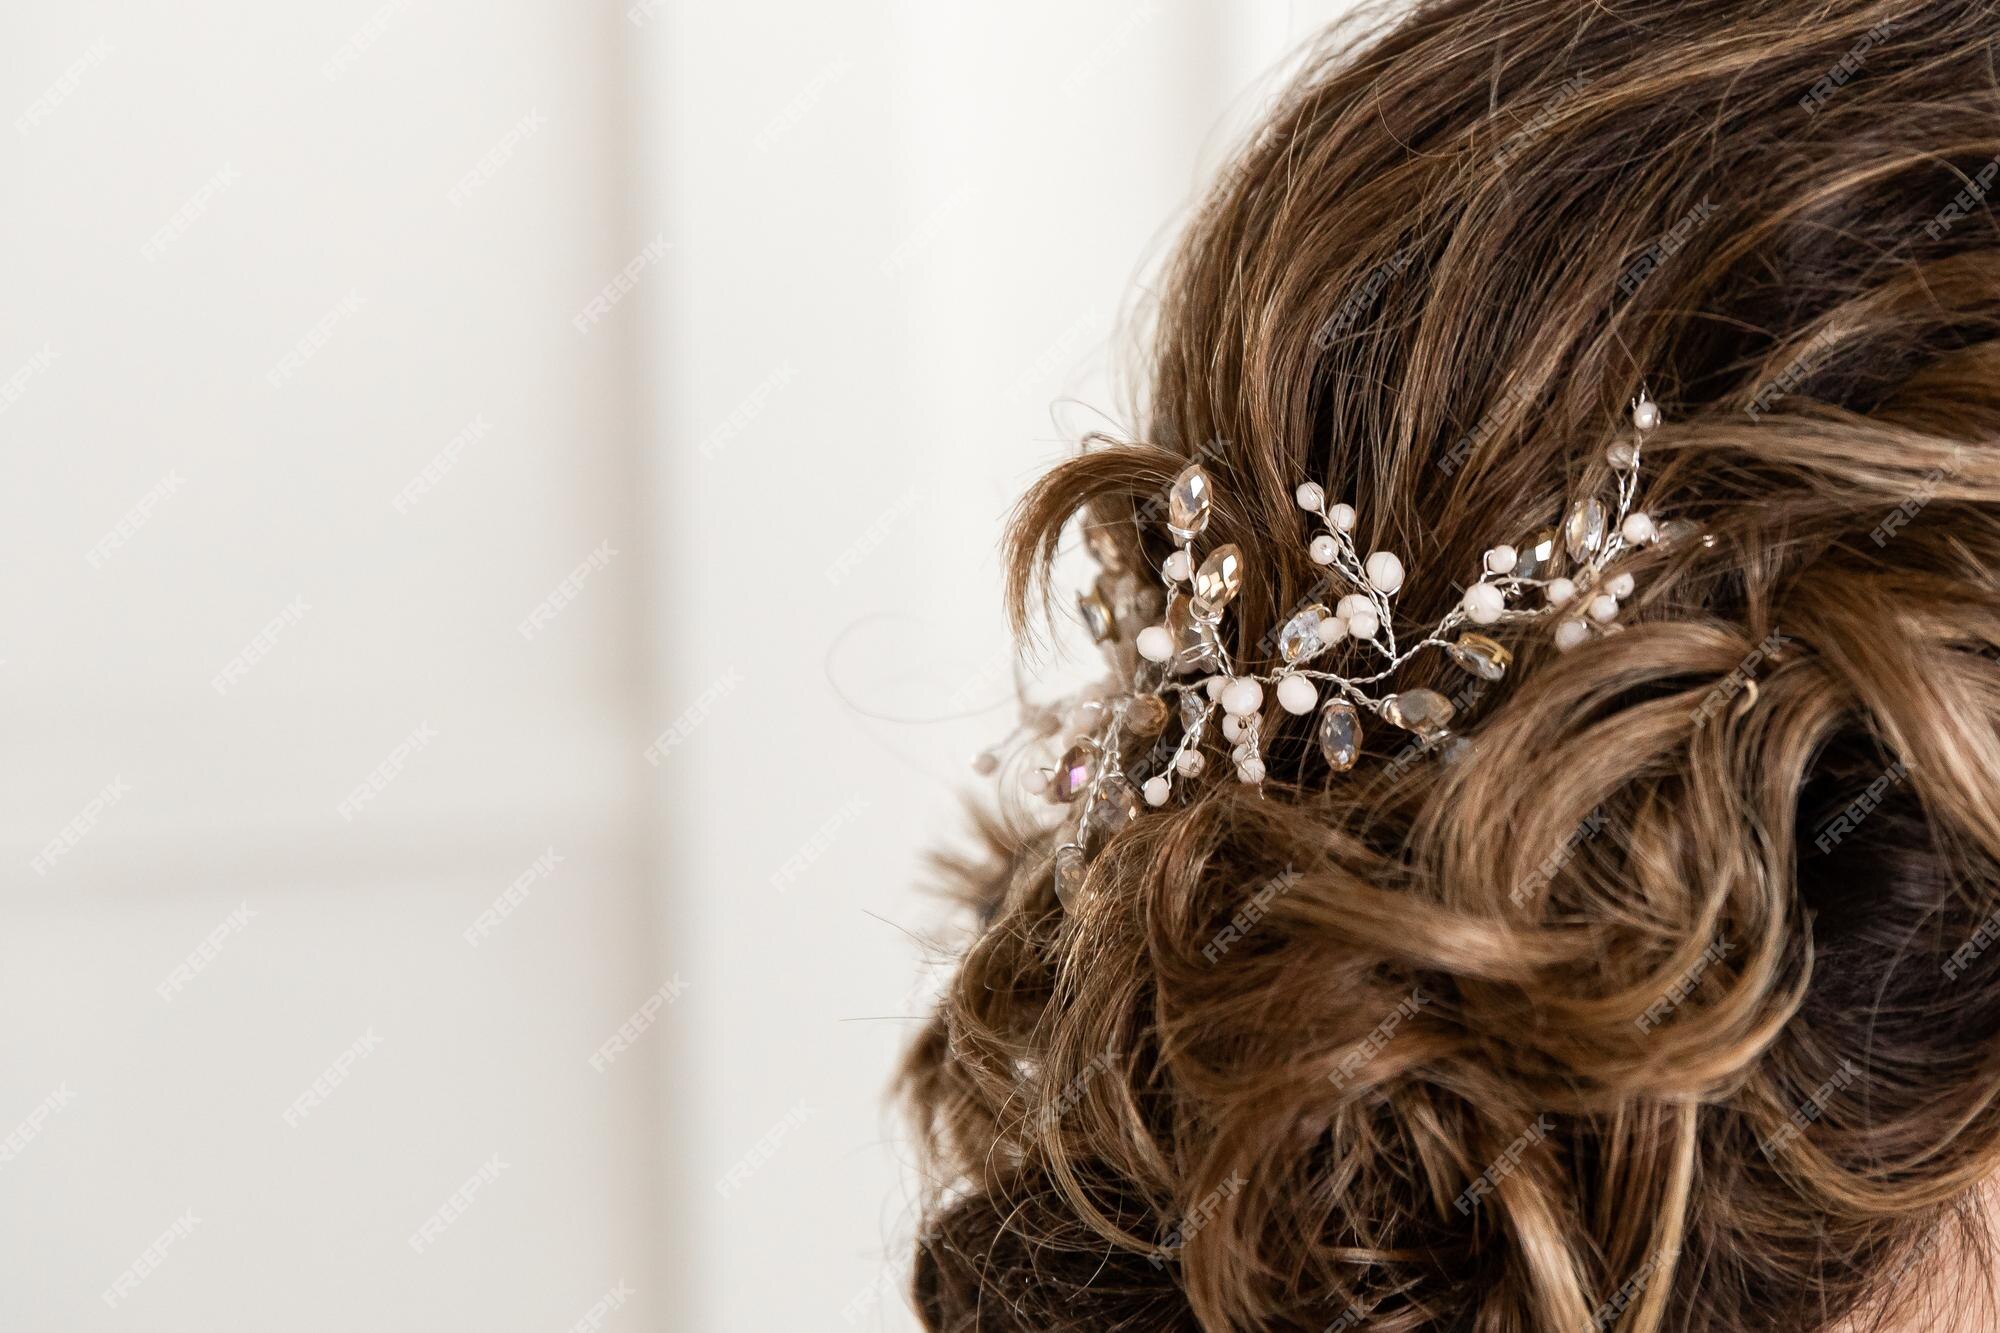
{"left": 1448, "top": 632, "right": 1512, "bottom": 682}
{"left": 1179, "top": 690, "right": 1209, "bottom": 735}
{"left": 1052, "top": 845, "right": 1086, "bottom": 908}
{"left": 1515, "top": 528, "right": 1559, "bottom": 580}
{"left": 1166, "top": 592, "right": 1222, "bottom": 674}
{"left": 1076, "top": 585, "right": 1116, "bottom": 644}
{"left": 1278, "top": 603, "right": 1333, "bottom": 663}
{"left": 1124, "top": 693, "right": 1168, "bottom": 736}
{"left": 1316, "top": 698, "right": 1362, "bottom": 772}
{"left": 1382, "top": 687, "right": 1455, "bottom": 738}
{"left": 1053, "top": 741, "right": 1097, "bottom": 802}
{"left": 1084, "top": 777, "right": 1141, "bottom": 850}
{"left": 1564, "top": 498, "right": 1607, "bottom": 562}
{"left": 1657, "top": 517, "right": 1702, "bottom": 548}
{"left": 1167, "top": 464, "right": 1212, "bottom": 542}
{"left": 1083, "top": 522, "right": 1128, "bottom": 572}
{"left": 1191, "top": 544, "right": 1244, "bottom": 618}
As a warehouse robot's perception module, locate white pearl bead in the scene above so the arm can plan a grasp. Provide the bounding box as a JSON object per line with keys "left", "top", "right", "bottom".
{"left": 1462, "top": 582, "right": 1505, "bottom": 625}
{"left": 1329, "top": 503, "right": 1356, "bottom": 533}
{"left": 1163, "top": 550, "right": 1192, "bottom": 581}
{"left": 1136, "top": 625, "right": 1173, "bottom": 663}
{"left": 1588, "top": 593, "right": 1619, "bottom": 623}
{"left": 1633, "top": 399, "right": 1661, "bottom": 432}
{"left": 1237, "top": 758, "right": 1265, "bottom": 784}
{"left": 1554, "top": 619, "right": 1591, "bottom": 652}
{"left": 1295, "top": 481, "right": 1325, "bottom": 511}
{"left": 1231, "top": 742, "right": 1249, "bottom": 763}
{"left": 1024, "top": 769, "right": 1049, "bottom": 795}
{"left": 1221, "top": 714, "right": 1243, "bottom": 742}
{"left": 972, "top": 750, "right": 999, "bottom": 774}
{"left": 1621, "top": 512, "right": 1654, "bottom": 545}
{"left": 1487, "top": 544, "right": 1518, "bottom": 575}
{"left": 1308, "top": 534, "right": 1338, "bottom": 565}
{"left": 1347, "top": 609, "right": 1379, "bottom": 639}
{"left": 1607, "top": 572, "right": 1635, "bottom": 598}
{"left": 1221, "top": 677, "right": 1264, "bottom": 717}
{"left": 1545, "top": 577, "right": 1576, "bottom": 608}
{"left": 1336, "top": 594, "right": 1373, "bottom": 620}
{"left": 1142, "top": 775, "right": 1170, "bottom": 807}
{"left": 1276, "top": 674, "right": 1317, "bottom": 715}
{"left": 1364, "top": 551, "right": 1405, "bottom": 594}
{"left": 1204, "top": 675, "right": 1228, "bottom": 701}
{"left": 1174, "top": 749, "right": 1205, "bottom": 776}
{"left": 1315, "top": 613, "right": 1349, "bottom": 645}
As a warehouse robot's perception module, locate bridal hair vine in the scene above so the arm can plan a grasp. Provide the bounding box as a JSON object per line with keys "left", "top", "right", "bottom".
{"left": 977, "top": 394, "right": 1692, "bottom": 905}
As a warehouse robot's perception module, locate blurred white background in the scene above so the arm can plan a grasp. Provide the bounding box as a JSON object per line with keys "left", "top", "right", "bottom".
{"left": 1, "top": 2, "right": 1353, "bottom": 1328}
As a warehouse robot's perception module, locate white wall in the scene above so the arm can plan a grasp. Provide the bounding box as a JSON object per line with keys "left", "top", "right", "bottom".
{"left": 1, "top": 3, "right": 1355, "bottom": 1330}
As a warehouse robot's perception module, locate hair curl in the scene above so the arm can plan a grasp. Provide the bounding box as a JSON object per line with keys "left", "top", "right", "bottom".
{"left": 902, "top": 1, "right": 2000, "bottom": 1328}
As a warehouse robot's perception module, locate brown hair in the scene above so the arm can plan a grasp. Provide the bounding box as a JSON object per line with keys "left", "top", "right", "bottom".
{"left": 901, "top": 1, "right": 2000, "bottom": 1328}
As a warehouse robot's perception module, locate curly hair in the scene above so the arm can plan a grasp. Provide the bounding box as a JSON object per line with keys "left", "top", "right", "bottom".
{"left": 900, "top": 1, "right": 2000, "bottom": 1328}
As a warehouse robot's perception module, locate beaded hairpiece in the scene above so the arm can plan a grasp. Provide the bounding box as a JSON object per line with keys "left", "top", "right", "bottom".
{"left": 979, "top": 394, "right": 1692, "bottom": 904}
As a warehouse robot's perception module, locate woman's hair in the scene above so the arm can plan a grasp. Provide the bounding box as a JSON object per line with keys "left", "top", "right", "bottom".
{"left": 900, "top": 1, "right": 2000, "bottom": 1328}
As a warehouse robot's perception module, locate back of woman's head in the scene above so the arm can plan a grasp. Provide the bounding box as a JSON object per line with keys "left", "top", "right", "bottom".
{"left": 901, "top": 1, "right": 2000, "bottom": 1328}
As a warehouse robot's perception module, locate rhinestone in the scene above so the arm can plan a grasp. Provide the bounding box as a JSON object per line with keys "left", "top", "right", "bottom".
{"left": 1082, "top": 522, "right": 1127, "bottom": 572}
{"left": 1382, "top": 687, "right": 1456, "bottom": 739}
{"left": 1515, "top": 527, "right": 1559, "bottom": 580}
{"left": 1564, "top": 498, "right": 1607, "bottom": 562}
{"left": 1076, "top": 586, "right": 1116, "bottom": 644}
{"left": 1179, "top": 690, "right": 1209, "bottom": 735}
{"left": 1124, "top": 694, "right": 1169, "bottom": 736}
{"left": 1278, "top": 603, "right": 1333, "bottom": 663}
{"left": 1053, "top": 741, "right": 1097, "bottom": 802}
{"left": 1085, "top": 777, "right": 1142, "bottom": 850}
{"left": 1166, "top": 592, "right": 1222, "bottom": 674}
{"left": 1657, "top": 517, "right": 1702, "bottom": 549}
{"left": 1167, "top": 464, "right": 1212, "bottom": 542}
{"left": 1448, "top": 632, "right": 1512, "bottom": 682}
{"left": 1052, "top": 845, "right": 1086, "bottom": 908}
{"left": 1191, "top": 544, "right": 1245, "bottom": 618}
{"left": 1316, "top": 699, "right": 1362, "bottom": 771}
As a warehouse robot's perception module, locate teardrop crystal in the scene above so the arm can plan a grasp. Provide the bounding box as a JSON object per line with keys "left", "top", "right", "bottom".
{"left": 1316, "top": 698, "right": 1362, "bottom": 772}
{"left": 1124, "top": 693, "right": 1169, "bottom": 736}
{"left": 1084, "top": 776, "right": 1142, "bottom": 851}
{"left": 1166, "top": 592, "right": 1222, "bottom": 674}
{"left": 1448, "top": 632, "right": 1512, "bottom": 682}
{"left": 1167, "top": 464, "right": 1212, "bottom": 542}
{"left": 1657, "top": 517, "right": 1703, "bottom": 549}
{"left": 1052, "top": 844, "right": 1086, "bottom": 908}
{"left": 1191, "top": 544, "right": 1244, "bottom": 618}
{"left": 1179, "top": 690, "right": 1210, "bottom": 735}
{"left": 1278, "top": 603, "right": 1333, "bottom": 664}
{"left": 1564, "top": 498, "right": 1607, "bottom": 562}
{"left": 1381, "top": 687, "right": 1456, "bottom": 739}
{"left": 1082, "top": 522, "right": 1128, "bottom": 572}
{"left": 1515, "top": 527, "right": 1559, "bottom": 580}
{"left": 1053, "top": 741, "right": 1097, "bottom": 802}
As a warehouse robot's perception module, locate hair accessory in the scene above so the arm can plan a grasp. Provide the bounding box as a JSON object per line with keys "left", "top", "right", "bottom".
{"left": 976, "top": 394, "right": 1683, "bottom": 905}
